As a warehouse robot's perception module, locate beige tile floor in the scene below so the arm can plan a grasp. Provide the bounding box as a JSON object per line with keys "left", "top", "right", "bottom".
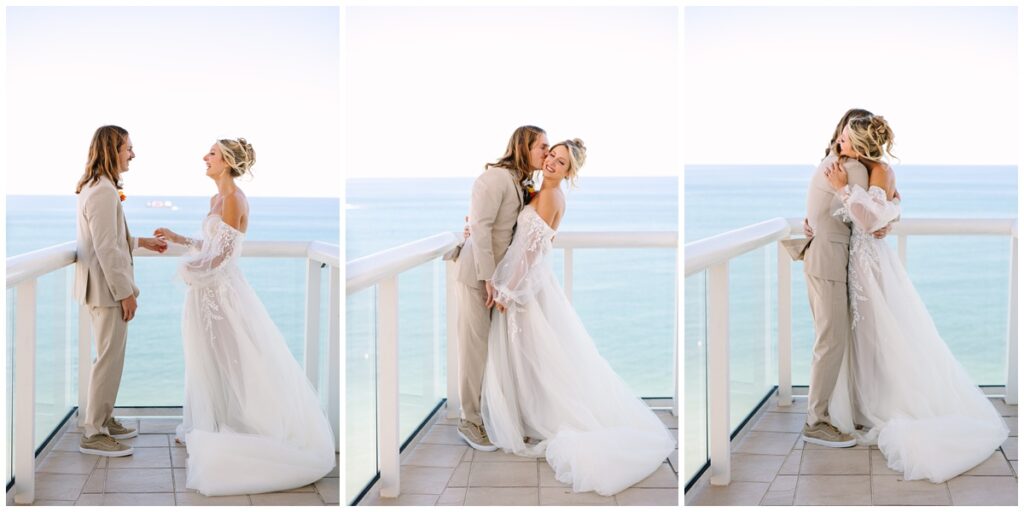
{"left": 10, "top": 412, "right": 339, "bottom": 506}
{"left": 686, "top": 394, "right": 1018, "bottom": 506}
{"left": 357, "top": 405, "right": 679, "bottom": 506}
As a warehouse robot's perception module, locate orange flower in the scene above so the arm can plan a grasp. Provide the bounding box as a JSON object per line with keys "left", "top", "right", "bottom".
{"left": 118, "top": 189, "right": 127, "bottom": 202}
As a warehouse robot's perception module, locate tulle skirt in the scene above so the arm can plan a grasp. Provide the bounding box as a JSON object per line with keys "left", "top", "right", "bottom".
{"left": 480, "top": 270, "right": 675, "bottom": 496}
{"left": 177, "top": 268, "right": 335, "bottom": 496}
{"left": 830, "top": 235, "right": 1008, "bottom": 483}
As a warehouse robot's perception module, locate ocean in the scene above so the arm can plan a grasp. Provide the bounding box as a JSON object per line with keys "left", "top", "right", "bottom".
{"left": 683, "top": 164, "right": 1017, "bottom": 482}
{"left": 345, "top": 176, "right": 678, "bottom": 501}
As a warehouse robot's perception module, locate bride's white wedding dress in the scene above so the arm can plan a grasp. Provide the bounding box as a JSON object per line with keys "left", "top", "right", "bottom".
{"left": 175, "top": 214, "right": 335, "bottom": 496}
{"left": 828, "top": 184, "right": 1008, "bottom": 483}
{"left": 479, "top": 205, "right": 675, "bottom": 496}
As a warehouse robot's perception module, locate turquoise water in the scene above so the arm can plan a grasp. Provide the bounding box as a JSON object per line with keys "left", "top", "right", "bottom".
{"left": 345, "top": 177, "right": 678, "bottom": 501}
{"left": 5, "top": 195, "right": 339, "bottom": 407}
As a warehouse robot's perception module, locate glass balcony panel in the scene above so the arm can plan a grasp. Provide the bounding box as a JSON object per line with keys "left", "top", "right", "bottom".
{"left": 905, "top": 235, "right": 1010, "bottom": 385}
{"left": 398, "top": 262, "right": 445, "bottom": 443}
{"left": 729, "top": 246, "right": 777, "bottom": 431}
{"left": 34, "top": 269, "right": 74, "bottom": 451}
{"left": 683, "top": 271, "right": 708, "bottom": 484}
{"left": 346, "top": 286, "right": 377, "bottom": 504}
{"left": 570, "top": 248, "right": 676, "bottom": 397}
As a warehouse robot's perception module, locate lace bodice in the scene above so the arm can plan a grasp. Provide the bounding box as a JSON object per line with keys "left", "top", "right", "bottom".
{"left": 833, "top": 185, "right": 901, "bottom": 236}
{"left": 178, "top": 214, "right": 245, "bottom": 287}
{"left": 491, "top": 206, "right": 555, "bottom": 307}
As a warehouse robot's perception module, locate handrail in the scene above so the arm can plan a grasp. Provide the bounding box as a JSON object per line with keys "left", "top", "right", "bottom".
{"left": 685, "top": 218, "right": 790, "bottom": 277}
{"left": 784, "top": 217, "right": 1017, "bottom": 236}
{"left": 346, "top": 232, "right": 462, "bottom": 295}
{"left": 7, "top": 240, "right": 339, "bottom": 289}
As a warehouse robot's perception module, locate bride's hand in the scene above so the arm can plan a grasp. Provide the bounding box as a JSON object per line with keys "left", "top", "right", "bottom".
{"left": 154, "top": 227, "right": 180, "bottom": 245}
{"left": 495, "top": 300, "right": 507, "bottom": 314}
{"left": 824, "top": 161, "right": 848, "bottom": 190}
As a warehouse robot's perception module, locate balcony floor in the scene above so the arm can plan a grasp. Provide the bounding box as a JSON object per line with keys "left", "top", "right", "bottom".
{"left": 10, "top": 409, "right": 339, "bottom": 506}
{"left": 686, "top": 393, "right": 1018, "bottom": 506}
{"left": 357, "top": 403, "right": 679, "bottom": 506}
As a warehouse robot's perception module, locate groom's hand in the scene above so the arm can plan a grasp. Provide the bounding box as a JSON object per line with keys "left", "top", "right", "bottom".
{"left": 484, "top": 281, "right": 496, "bottom": 308}
{"left": 140, "top": 236, "right": 168, "bottom": 253}
{"left": 872, "top": 223, "right": 893, "bottom": 239}
{"left": 121, "top": 295, "right": 138, "bottom": 322}
{"left": 803, "top": 218, "right": 814, "bottom": 238}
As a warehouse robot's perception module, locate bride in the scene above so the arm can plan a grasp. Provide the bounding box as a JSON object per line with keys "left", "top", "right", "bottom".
{"left": 155, "top": 138, "right": 335, "bottom": 496}
{"left": 480, "top": 139, "right": 675, "bottom": 496}
{"left": 823, "top": 115, "right": 1009, "bottom": 483}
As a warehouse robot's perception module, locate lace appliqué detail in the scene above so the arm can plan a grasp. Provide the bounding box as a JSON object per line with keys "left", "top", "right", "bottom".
{"left": 834, "top": 186, "right": 890, "bottom": 331}
{"left": 200, "top": 286, "right": 226, "bottom": 343}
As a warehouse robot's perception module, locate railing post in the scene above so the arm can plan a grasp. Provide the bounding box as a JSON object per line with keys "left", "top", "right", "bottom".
{"left": 304, "top": 259, "right": 323, "bottom": 388}
{"left": 15, "top": 279, "right": 38, "bottom": 504}
{"left": 563, "top": 248, "right": 573, "bottom": 303}
{"left": 777, "top": 243, "right": 792, "bottom": 406}
{"left": 78, "top": 306, "right": 91, "bottom": 426}
{"left": 377, "top": 276, "right": 400, "bottom": 498}
{"left": 445, "top": 261, "right": 459, "bottom": 419}
{"left": 708, "top": 262, "right": 730, "bottom": 486}
{"left": 673, "top": 247, "right": 679, "bottom": 417}
{"left": 1006, "top": 232, "right": 1018, "bottom": 405}
{"left": 328, "top": 265, "right": 341, "bottom": 450}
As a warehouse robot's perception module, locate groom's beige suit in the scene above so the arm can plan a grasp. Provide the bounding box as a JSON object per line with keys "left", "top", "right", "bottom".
{"left": 803, "top": 154, "right": 868, "bottom": 427}
{"left": 454, "top": 166, "right": 524, "bottom": 426}
{"left": 75, "top": 177, "right": 140, "bottom": 438}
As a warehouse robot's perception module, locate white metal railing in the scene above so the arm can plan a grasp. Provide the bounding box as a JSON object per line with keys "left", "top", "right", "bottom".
{"left": 685, "top": 217, "right": 1018, "bottom": 487}
{"left": 7, "top": 240, "right": 340, "bottom": 505}
{"left": 347, "top": 230, "right": 678, "bottom": 499}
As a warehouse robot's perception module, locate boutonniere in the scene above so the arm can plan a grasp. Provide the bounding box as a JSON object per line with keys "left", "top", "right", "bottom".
{"left": 522, "top": 177, "right": 537, "bottom": 203}
{"left": 116, "top": 180, "right": 126, "bottom": 202}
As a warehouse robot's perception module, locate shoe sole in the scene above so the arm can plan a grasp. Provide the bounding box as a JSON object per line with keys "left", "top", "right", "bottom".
{"left": 457, "top": 429, "right": 498, "bottom": 452}
{"left": 801, "top": 434, "right": 857, "bottom": 448}
{"left": 80, "top": 446, "right": 134, "bottom": 457}
{"left": 110, "top": 431, "right": 138, "bottom": 440}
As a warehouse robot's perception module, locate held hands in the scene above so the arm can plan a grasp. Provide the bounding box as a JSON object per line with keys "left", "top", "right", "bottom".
{"left": 824, "top": 161, "right": 848, "bottom": 190}
{"left": 484, "top": 280, "right": 496, "bottom": 309}
{"left": 154, "top": 227, "right": 183, "bottom": 245}
{"left": 139, "top": 236, "right": 168, "bottom": 253}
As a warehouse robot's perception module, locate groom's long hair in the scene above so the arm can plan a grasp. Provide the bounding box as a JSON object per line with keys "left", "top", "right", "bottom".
{"left": 76, "top": 125, "right": 129, "bottom": 194}
{"left": 486, "top": 125, "right": 546, "bottom": 185}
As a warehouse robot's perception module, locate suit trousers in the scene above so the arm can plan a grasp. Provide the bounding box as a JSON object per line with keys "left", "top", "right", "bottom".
{"left": 83, "top": 305, "right": 128, "bottom": 438}
{"left": 456, "top": 281, "right": 492, "bottom": 427}
{"left": 805, "top": 274, "right": 851, "bottom": 427}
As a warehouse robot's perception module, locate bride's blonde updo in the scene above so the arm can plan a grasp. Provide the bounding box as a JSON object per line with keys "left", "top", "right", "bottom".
{"left": 217, "top": 137, "right": 256, "bottom": 178}
{"left": 845, "top": 115, "right": 895, "bottom": 162}
{"left": 552, "top": 138, "right": 586, "bottom": 187}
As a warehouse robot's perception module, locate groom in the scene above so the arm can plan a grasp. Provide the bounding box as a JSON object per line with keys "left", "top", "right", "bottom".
{"left": 453, "top": 125, "right": 548, "bottom": 451}
{"left": 797, "top": 151, "right": 870, "bottom": 448}
{"left": 74, "top": 126, "right": 166, "bottom": 457}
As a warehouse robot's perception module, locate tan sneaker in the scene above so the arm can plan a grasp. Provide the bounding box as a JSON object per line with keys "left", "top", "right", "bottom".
{"left": 457, "top": 420, "right": 497, "bottom": 452}
{"left": 802, "top": 421, "right": 856, "bottom": 448}
{"left": 104, "top": 417, "right": 138, "bottom": 440}
{"left": 80, "top": 433, "right": 133, "bottom": 457}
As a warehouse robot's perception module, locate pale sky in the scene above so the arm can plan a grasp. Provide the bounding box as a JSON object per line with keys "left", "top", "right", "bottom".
{"left": 685, "top": 6, "right": 1018, "bottom": 165}
{"left": 5, "top": 6, "right": 339, "bottom": 197}
{"left": 345, "top": 6, "right": 678, "bottom": 178}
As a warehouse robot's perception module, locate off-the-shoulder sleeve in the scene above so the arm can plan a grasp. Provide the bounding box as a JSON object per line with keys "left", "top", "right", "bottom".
{"left": 491, "top": 213, "right": 552, "bottom": 307}
{"left": 833, "top": 185, "right": 901, "bottom": 234}
{"left": 178, "top": 221, "right": 242, "bottom": 286}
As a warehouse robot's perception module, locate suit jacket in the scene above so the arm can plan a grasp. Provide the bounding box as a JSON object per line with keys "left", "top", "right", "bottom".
{"left": 455, "top": 166, "right": 524, "bottom": 286}
{"left": 802, "top": 154, "right": 869, "bottom": 282}
{"left": 75, "top": 178, "right": 140, "bottom": 307}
